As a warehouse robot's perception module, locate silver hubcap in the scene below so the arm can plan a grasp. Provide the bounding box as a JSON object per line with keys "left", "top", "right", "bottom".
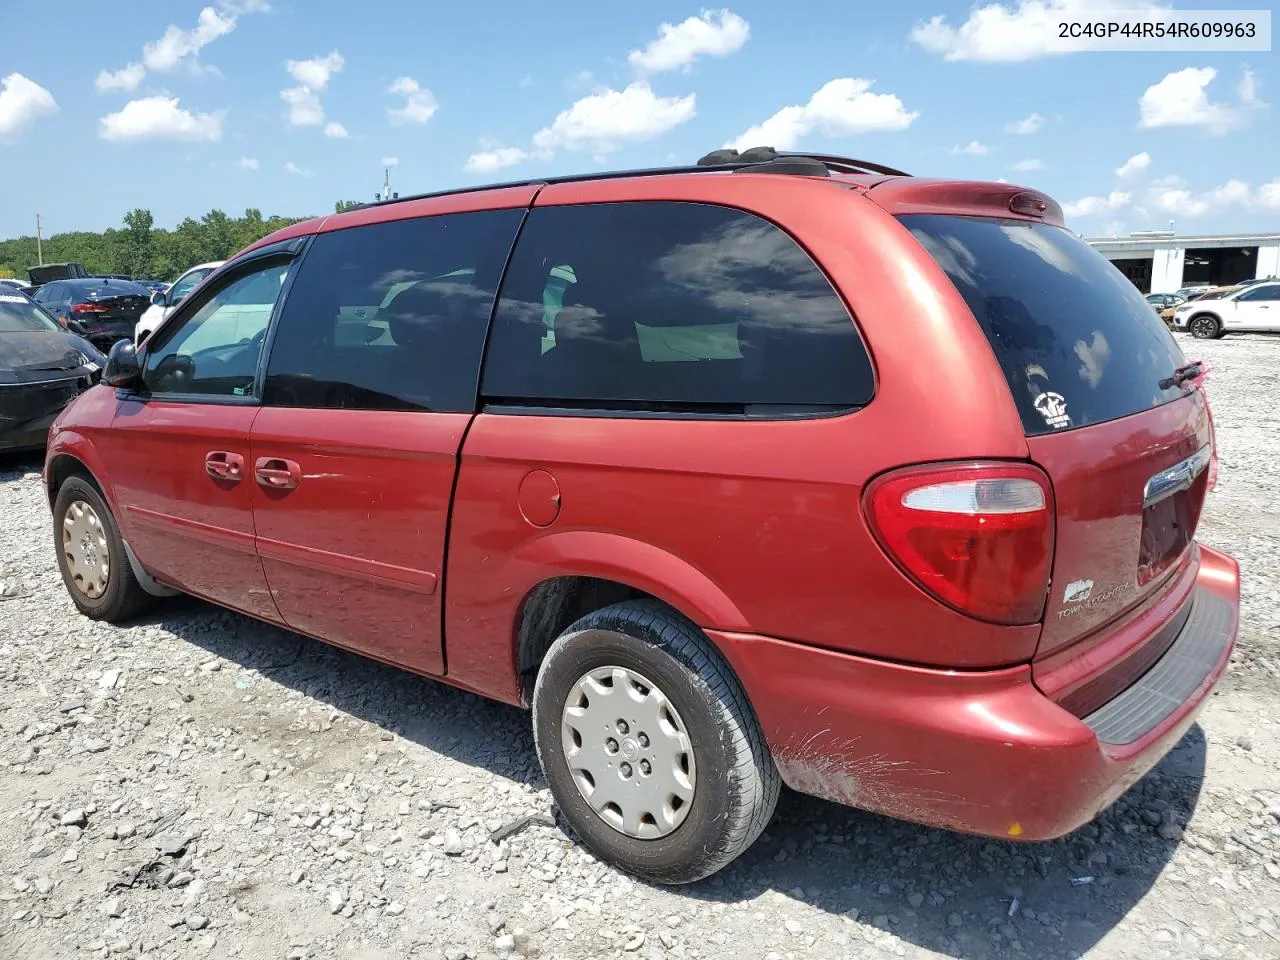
{"left": 561, "top": 666, "right": 696, "bottom": 839}
{"left": 62, "top": 500, "right": 110, "bottom": 599}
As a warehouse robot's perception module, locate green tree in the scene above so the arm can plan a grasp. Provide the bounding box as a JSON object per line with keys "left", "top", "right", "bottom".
{"left": 122, "top": 208, "right": 154, "bottom": 277}
{"left": 334, "top": 200, "right": 363, "bottom": 213}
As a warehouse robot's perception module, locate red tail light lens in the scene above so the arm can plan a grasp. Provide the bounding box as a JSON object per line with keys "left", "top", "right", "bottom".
{"left": 865, "top": 463, "right": 1054, "bottom": 625}
{"left": 71, "top": 302, "right": 109, "bottom": 314}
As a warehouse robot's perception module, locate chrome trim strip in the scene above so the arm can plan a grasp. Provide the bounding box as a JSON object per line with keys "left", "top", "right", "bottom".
{"left": 1143, "top": 444, "right": 1212, "bottom": 508}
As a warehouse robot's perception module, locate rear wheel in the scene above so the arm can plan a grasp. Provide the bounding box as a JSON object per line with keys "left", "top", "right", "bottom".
{"left": 532, "top": 600, "right": 779, "bottom": 884}
{"left": 1190, "top": 314, "right": 1222, "bottom": 339}
{"left": 53, "top": 477, "right": 152, "bottom": 622}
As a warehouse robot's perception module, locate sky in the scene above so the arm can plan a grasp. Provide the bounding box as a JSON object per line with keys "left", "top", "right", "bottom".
{"left": 0, "top": 0, "right": 1274, "bottom": 240}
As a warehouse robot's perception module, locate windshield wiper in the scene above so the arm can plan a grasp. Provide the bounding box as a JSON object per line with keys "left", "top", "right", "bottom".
{"left": 1159, "top": 361, "right": 1203, "bottom": 390}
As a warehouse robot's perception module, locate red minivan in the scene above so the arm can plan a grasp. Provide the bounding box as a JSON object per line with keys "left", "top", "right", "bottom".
{"left": 44, "top": 149, "right": 1238, "bottom": 884}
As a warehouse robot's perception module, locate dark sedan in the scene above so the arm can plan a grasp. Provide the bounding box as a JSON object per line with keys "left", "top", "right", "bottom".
{"left": 33, "top": 278, "right": 153, "bottom": 351}
{"left": 0, "top": 292, "right": 106, "bottom": 452}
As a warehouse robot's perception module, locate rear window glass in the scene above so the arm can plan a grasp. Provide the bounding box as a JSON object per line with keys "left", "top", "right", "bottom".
{"left": 903, "top": 215, "right": 1187, "bottom": 436}
{"left": 0, "top": 295, "right": 61, "bottom": 333}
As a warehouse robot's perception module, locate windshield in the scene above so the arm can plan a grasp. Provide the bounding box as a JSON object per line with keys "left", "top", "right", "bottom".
{"left": 903, "top": 214, "right": 1187, "bottom": 437}
{"left": 0, "top": 294, "right": 63, "bottom": 333}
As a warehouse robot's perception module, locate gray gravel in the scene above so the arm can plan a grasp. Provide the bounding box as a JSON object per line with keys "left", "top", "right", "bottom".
{"left": 1, "top": 331, "right": 1278, "bottom": 960}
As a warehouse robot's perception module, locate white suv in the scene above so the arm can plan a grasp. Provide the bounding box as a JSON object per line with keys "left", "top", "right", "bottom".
{"left": 135, "top": 261, "right": 224, "bottom": 344}
{"left": 1172, "top": 282, "right": 1280, "bottom": 338}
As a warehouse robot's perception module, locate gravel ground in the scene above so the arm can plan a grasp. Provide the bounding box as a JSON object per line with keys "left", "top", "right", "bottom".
{"left": 1, "top": 331, "right": 1278, "bottom": 960}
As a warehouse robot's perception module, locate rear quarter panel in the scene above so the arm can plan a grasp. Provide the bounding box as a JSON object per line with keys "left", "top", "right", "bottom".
{"left": 444, "top": 175, "right": 1038, "bottom": 702}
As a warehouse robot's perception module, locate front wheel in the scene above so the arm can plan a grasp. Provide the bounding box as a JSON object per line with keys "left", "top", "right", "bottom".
{"left": 532, "top": 600, "right": 779, "bottom": 884}
{"left": 53, "top": 476, "right": 153, "bottom": 622}
{"left": 1190, "top": 314, "right": 1222, "bottom": 339}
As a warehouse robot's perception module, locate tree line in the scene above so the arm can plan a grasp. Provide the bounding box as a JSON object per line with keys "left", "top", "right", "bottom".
{"left": 0, "top": 203, "right": 362, "bottom": 283}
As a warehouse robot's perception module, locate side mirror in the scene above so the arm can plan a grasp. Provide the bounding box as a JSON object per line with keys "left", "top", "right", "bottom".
{"left": 66, "top": 318, "right": 87, "bottom": 336}
{"left": 102, "top": 339, "right": 143, "bottom": 389}
{"left": 150, "top": 291, "right": 168, "bottom": 307}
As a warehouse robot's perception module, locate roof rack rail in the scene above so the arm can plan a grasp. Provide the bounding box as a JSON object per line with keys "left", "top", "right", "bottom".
{"left": 327, "top": 150, "right": 909, "bottom": 219}
{"left": 696, "top": 146, "right": 911, "bottom": 178}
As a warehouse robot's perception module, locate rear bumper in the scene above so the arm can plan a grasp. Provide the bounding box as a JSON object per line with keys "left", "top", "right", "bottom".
{"left": 709, "top": 544, "right": 1238, "bottom": 841}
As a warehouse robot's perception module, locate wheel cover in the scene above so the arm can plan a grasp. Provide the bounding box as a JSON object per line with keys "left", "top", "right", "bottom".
{"left": 560, "top": 665, "right": 697, "bottom": 839}
{"left": 62, "top": 500, "right": 110, "bottom": 599}
{"left": 1192, "top": 316, "right": 1215, "bottom": 337}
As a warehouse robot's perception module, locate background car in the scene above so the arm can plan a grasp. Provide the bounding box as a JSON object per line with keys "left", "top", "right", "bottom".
{"left": 0, "top": 278, "right": 33, "bottom": 294}
{"left": 134, "top": 279, "right": 171, "bottom": 297}
{"left": 0, "top": 290, "right": 105, "bottom": 452}
{"left": 1171, "top": 280, "right": 1280, "bottom": 337}
{"left": 1145, "top": 292, "right": 1185, "bottom": 323}
{"left": 1175, "top": 284, "right": 1213, "bottom": 300}
{"left": 135, "top": 260, "right": 224, "bottom": 344}
{"left": 32, "top": 278, "right": 153, "bottom": 351}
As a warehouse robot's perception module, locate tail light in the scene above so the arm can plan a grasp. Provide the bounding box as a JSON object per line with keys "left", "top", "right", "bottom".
{"left": 865, "top": 462, "right": 1055, "bottom": 625}
{"left": 72, "top": 302, "right": 109, "bottom": 314}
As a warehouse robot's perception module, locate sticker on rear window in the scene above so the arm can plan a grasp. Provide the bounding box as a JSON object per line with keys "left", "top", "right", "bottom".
{"left": 0, "top": 295, "right": 27, "bottom": 304}
{"left": 1033, "top": 391, "right": 1071, "bottom": 430}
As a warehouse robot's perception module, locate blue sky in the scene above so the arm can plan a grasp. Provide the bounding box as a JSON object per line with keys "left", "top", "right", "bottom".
{"left": 0, "top": 0, "right": 1274, "bottom": 239}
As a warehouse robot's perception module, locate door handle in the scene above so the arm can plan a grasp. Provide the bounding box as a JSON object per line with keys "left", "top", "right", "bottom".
{"left": 205, "top": 451, "right": 244, "bottom": 482}
{"left": 255, "top": 457, "right": 302, "bottom": 490}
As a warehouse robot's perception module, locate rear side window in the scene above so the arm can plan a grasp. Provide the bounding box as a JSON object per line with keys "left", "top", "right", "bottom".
{"left": 903, "top": 215, "right": 1187, "bottom": 436}
{"left": 482, "top": 201, "right": 873, "bottom": 415}
{"left": 263, "top": 209, "right": 523, "bottom": 413}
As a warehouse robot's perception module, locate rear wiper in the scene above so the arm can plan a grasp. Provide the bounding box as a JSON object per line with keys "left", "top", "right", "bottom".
{"left": 1159, "top": 361, "right": 1203, "bottom": 390}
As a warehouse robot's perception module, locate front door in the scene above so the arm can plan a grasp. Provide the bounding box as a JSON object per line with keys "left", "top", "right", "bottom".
{"left": 248, "top": 202, "right": 527, "bottom": 675}
{"left": 1232, "top": 283, "right": 1280, "bottom": 330}
{"left": 104, "top": 253, "right": 297, "bottom": 622}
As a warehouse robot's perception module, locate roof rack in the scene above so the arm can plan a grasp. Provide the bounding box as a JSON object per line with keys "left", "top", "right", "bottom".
{"left": 340, "top": 147, "right": 910, "bottom": 217}
{"left": 696, "top": 146, "right": 910, "bottom": 178}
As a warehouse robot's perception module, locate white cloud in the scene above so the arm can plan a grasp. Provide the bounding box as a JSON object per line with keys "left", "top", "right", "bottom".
{"left": 143, "top": 6, "right": 236, "bottom": 71}
{"left": 323, "top": 121, "right": 348, "bottom": 138}
{"left": 1259, "top": 180, "right": 1280, "bottom": 211}
{"left": 381, "top": 156, "right": 399, "bottom": 167}
{"left": 284, "top": 160, "right": 311, "bottom": 177}
{"left": 98, "top": 96, "right": 222, "bottom": 142}
{"left": 910, "top": 0, "right": 1169, "bottom": 61}
{"left": 1239, "top": 67, "right": 1260, "bottom": 105}
{"left": 1010, "top": 157, "right": 1045, "bottom": 172}
{"left": 565, "top": 69, "right": 593, "bottom": 92}
{"left": 387, "top": 76, "right": 438, "bottom": 125}
{"left": 238, "top": 156, "right": 259, "bottom": 170}
{"left": 286, "top": 51, "right": 344, "bottom": 90}
{"left": 518, "top": 74, "right": 535, "bottom": 89}
{"left": 281, "top": 85, "right": 323, "bottom": 126}
{"left": 628, "top": 9, "right": 749, "bottom": 73}
{"left": 280, "top": 52, "right": 344, "bottom": 130}
{"left": 1151, "top": 177, "right": 1253, "bottom": 217}
{"left": 1115, "top": 152, "right": 1150, "bottom": 178}
{"left": 0, "top": 73, "right": 59, "bottom": 139}
{"left": 1101, "top": 220, "right": 1126, "bottom": 237}
{"left": 98, "top": 2, "right": 269, "bottom": 97}
{"left": 1005, "top": 112, "right": 1044, "bottom": 135}
{"left": 1062, "top": 191, "right": 1131, "bottom": 219}
{"left": 95, "top": 63, "right": 146, "bottom": 94}
{"left": 728, "top": 77, "right": 916, "bottom": 151}
{"left": 1138, "top": 66, "right": 1260, "bottom": 135}
{"left": 951, "top": 140, "right": 988, "bottom": 156}
{"left": 533, "top": 81, "right": 696, "bottom": 155}
{"left": 466, "top": 145, "right": 531, "bottom": 173}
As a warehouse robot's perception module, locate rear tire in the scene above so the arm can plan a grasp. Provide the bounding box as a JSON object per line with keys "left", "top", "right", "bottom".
{"left": 532, "top": 600, "right": 779, "bottom": 884}
{"left": 1190, "top": 314, "right": 1222, "bottom": 339}
{"left": 53, "top": 477, "right": 153, "bottom": 623}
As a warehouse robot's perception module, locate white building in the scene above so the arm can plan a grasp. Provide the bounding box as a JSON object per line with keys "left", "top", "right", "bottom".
{"left": 1086, "top": 231, "right": 1280, "bottom": 294}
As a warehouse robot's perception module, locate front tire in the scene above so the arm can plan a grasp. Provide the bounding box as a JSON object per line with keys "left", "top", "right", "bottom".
{"left": 1190, "top": 314, "right": 1222, "bottom": 339}
{"left": 532, "top": 600, "right": 779, "bottom": 884}
{"left": 53, "top": 476, "right": 152, "bottom": 622}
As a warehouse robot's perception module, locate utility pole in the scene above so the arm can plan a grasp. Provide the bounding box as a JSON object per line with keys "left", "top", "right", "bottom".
{"left": 36, "top": 213, "right": 43, "bottom": 266}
